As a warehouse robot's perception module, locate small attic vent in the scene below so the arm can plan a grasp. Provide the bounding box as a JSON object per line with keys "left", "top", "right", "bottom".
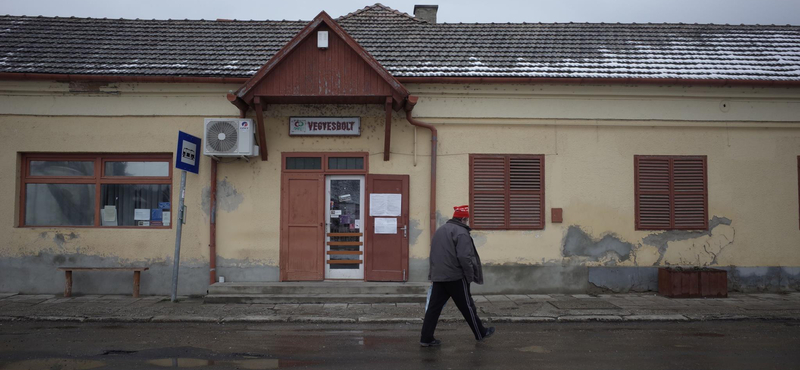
{"left": 318, "top": 31, "right": 329, "bottom": 49}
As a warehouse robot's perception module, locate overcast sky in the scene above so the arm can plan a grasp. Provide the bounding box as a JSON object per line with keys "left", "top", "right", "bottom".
{"left": 4, "top": 0, "right": 800, "bottom": 25}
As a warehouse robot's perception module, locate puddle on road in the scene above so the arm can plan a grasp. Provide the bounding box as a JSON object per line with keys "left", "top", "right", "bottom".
{"left": 1, "top": 359, "right": 105, "bottom": 370}
{"left": 516, "top": 345, "right": 551, "bottom": 353}
{"left": 147, "top": 358, "right": 315, "bottom": 369}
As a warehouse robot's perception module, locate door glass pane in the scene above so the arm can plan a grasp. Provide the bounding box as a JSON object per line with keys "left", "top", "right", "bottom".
{"left": 329, "top": 179, "right": 361, "bottom": 233}
{"left": 286, "top": 157, "right": 321, "bottom": 170}
{"left": 328, "top": 179, "right": 362, "bottom": 270}
{"left": 328, "top": 157, "right": 364, "bottom": 170}
{"left": 30, "top": 161, "right": 94, "bottom": 176}
{"left": 25, "top": 184, "right": 95, "bottom": 226}
{"left": 105, "top": 161, "right": 169, "bottom": 177}
{"left": 101, "top": 184, "right": 171, "bottom": 226}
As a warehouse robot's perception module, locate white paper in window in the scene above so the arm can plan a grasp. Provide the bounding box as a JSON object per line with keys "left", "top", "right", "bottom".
{"left": 370, "top": 194, "right": 402, "bottom": 216}
{"left": 374, "top": 217, "right": 397, "bottom": 234}
{"left": 102, "top": 206, "right": 118, "bottom": 226}
{"left": 134, "top": 209, "right": 150, "bottom": 220}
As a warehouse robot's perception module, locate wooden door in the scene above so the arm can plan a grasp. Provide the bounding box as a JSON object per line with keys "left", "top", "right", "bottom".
{"left": 280, "top": 173, "right": 325, "bottom": 281}
{"left": 365, "top": 174, "right": 409, "bottom": 281}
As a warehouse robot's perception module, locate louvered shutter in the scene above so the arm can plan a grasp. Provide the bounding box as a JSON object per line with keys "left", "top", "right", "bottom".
{"left": 471, "top": 156, "right": 506, "bottom": 229}
{"left": 509, "top": 156, "right": 544, "bottom": 228}
{"left": 636, "top": 157, "right": 671, "bottom": 229}
{"left": 471, "top": 154, "right": 545, "bottom": 230}
{"left": 635, "top": 156, "right": 707, "bottom": 230}
{"left": 672, "top": 157, "right": 707, "bottom": 229}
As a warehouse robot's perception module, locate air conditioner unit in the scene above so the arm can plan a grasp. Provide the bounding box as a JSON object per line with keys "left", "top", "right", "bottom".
{"left": 203, "top": 118, "right": 260, "bottom": 158}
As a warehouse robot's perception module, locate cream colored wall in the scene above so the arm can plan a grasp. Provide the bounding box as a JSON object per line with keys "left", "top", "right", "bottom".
{"left": 1, "top": 80, "right": 800, "bottom": 273}
{"left": 411, "top": 83, "right": 800, "bottom": 268}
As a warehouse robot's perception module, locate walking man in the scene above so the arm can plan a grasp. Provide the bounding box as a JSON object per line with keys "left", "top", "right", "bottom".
{"left": 420, "top": 205, "right": 495, "bottom": 347}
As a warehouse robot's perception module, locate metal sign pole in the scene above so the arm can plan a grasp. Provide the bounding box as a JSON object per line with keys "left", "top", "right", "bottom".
{"left": 170, "top": 170, "right": 187, "bottom": 302}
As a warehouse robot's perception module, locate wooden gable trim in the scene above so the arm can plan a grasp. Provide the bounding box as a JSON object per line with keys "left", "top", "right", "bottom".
{"left": 234, "top": 11, "right": 409, "bottom": 110}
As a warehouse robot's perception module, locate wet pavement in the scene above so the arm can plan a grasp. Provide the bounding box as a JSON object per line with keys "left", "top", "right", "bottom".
{"left": 1, "top": 292, "right": 799, "bottom": 324}
{"left": 1, "top": 321, "right": 799, "bottom": 369}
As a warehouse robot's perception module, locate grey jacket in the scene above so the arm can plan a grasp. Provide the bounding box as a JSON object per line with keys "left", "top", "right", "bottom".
{"left": 428, "top": 219, "right": 484, "bottom": 284}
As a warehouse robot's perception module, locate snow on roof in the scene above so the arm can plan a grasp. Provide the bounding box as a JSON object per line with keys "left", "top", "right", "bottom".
{"left": 1, "top": 4, "right": 799, "bottom": 81}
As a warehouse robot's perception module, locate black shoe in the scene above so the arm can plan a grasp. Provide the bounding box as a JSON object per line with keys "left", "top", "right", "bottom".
{"left": 479, "top": 327, "right": 495, "bottom": 342}
{"left": 420, "top": 339, "right": 442, "bottom": 347}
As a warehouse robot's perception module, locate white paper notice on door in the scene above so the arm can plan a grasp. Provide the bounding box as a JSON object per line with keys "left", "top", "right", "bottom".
{"left": 370, "top": 194, "right": 402, "bottom": 216}
{"left": 374, "top": 217, "right": 397, "bottom": 234}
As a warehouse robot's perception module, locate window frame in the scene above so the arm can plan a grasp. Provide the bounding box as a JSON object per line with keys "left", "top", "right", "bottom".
{"left": 469, "top": 153, "right": 546, "bottom": 230}
{"left": 19, "top": 153, "right": 173, "bottom": 228}
{"left": 281, "top": 152, "right": 368, "bottom": 174}
{"left": 634, "top": 155, "right": 708, "bottom": 231}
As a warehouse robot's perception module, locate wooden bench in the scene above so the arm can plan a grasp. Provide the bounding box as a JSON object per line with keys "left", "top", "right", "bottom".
{"left": 57, "top": 267, "right": 149, "bottom": 298}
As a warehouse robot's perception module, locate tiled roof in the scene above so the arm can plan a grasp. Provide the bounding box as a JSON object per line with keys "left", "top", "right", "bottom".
{"left": 2, "top": 3, "right": 799, "bottom": 81}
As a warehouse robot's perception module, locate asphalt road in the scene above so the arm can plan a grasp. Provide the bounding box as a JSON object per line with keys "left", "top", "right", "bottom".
{"left": 1, "top": 321, "right": 799, "bottom": 369}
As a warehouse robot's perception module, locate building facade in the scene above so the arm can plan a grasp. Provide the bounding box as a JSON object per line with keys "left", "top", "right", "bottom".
{"left": 1, "top": 4, "right": 800, "bottom": 295}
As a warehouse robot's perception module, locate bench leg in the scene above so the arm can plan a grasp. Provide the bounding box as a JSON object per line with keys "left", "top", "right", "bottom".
{"left": 64, "top": 271, "right": 72, "bottom": 297}
{"left": 133, "top": 271, "right": 141, "bottom": 298}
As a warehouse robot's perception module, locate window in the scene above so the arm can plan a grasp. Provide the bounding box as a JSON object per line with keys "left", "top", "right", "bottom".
{"left": 469, "top": 154, "right": 544, "bottom": 230}
{"left": 635, "top": 155, "right": 707, "bottom": 230}
{"left": 282, "top": 152, "right": 368, "bottom": 173}
{"left": 20, "top": 154, "right": 172, "bottom": 228}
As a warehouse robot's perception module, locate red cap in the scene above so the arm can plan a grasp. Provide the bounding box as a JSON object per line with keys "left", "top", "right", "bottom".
{"left": 453, "top": 205, "right": 470, "bottom": 219}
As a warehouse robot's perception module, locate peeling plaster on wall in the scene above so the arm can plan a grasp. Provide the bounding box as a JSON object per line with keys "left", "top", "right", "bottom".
{"left": 588, "top": 267, "right": 658, "bottom": 292}
{"left": 408, "top": 219, "right": 423, "bottom": 246}
{"left": 641, "top": 216, "right": 733, "bottom": 265}
{"left": 562, "top": 226, "right": 634, "bottom": 263}
{"left": 202, "top": 177, "right": 244, "bottom": 216}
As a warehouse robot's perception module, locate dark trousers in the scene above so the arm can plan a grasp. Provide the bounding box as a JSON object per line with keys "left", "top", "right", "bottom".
{"left": 420, "top": 278, "right": 487, "bottom": 342}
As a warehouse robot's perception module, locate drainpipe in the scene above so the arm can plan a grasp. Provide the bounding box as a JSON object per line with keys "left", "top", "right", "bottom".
{"left": 209, "top": 157, "right": 217, "bottom": 285}
{"left": 404, "top": 96, "right": 437, "bottom": 240}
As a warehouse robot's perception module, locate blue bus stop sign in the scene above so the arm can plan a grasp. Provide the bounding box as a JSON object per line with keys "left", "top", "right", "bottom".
{"left": 176, "top": 131, "right": 201, "bottom": 174}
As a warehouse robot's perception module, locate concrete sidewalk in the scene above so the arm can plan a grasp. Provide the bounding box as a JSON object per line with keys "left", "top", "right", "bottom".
{"left": 0, "top": 292, "right": 798, "bottom": 324}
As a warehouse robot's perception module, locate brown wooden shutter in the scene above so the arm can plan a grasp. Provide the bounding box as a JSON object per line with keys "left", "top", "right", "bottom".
{"left": 509, "top": 156, "right": 544, "bottom": 229}
{"left": 636, "top": 157, "right": 672, "bottom": 229}
{"left": 635, "top": 155, "right": 707, "bottom": 230}
{"left": 672, "top": 157, "right": 707, "bottom": 229}
{"left": 471, "top": 155, "right": 506, "bottom": 229}
{"left": 471, "top": 154, "right": 545, "bottom": 230}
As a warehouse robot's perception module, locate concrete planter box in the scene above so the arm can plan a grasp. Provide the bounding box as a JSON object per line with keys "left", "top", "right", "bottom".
{"left": 658, "top": 267, "right": 727, "bottom": 298}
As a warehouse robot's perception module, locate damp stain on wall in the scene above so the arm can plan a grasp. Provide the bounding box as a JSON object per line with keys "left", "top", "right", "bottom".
{"left": 471, "top": 232, "right": 488, "bottom": 248}
{"left": 202, "top": 178, "right": 244, "bottom": 216}
{"left": 408, "top": 219, "right": 423, "bottom": 246}
{"left": 39, "top": 232, "right": 79, "bottom": 249}
{"left": 435, "top": 210, "right": 449, "bottom": 229}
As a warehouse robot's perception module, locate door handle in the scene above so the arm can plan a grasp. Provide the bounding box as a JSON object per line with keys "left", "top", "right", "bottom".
{"left": 400, "top": 225, "right": 407, "bottom": 238}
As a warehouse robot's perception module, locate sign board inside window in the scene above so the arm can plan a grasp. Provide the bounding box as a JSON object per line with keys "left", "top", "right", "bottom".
{"left": 290, "top": 117, "right": 360, "bottom": 136}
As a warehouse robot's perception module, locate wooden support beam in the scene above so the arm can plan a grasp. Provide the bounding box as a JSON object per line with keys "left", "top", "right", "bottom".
{"left": 227, "top": 93, "right": 250, "bottom": 113}
{"left": 384, "top": 97, "right": 392, "bottom": 161}
{"left": 254, "top": 97, "right": 268, "bottom": 161}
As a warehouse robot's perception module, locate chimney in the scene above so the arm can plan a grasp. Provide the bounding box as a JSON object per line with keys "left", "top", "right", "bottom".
{"left": 413, "top": 5, "right": 438, "bottom": 24}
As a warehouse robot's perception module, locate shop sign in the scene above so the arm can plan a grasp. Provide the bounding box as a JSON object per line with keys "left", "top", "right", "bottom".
{"left": 289, "top": 117, "right": 360, "bottom": 136}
